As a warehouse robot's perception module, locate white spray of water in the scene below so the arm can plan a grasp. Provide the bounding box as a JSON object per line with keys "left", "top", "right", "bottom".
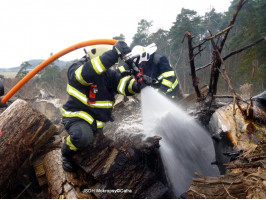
{"left": 141, "top": 87, "right": 219, "bottom": 197}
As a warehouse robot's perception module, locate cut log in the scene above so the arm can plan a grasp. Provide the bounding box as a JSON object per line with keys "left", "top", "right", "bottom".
{"left": 0, "top": 99, "right": 57, "bottom": 194}
{"left": 43, "top": 149, "right": 79, "bottom": 199}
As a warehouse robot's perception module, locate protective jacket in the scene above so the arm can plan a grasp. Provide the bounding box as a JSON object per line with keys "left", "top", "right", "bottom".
{"left": 142, "top": 52, "right": 179, "bottom": 99}
{"left": 62, "top": 49, "right": 139, "bottom": 131}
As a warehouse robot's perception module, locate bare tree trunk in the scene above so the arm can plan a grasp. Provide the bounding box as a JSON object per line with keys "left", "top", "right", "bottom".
{"left": 186, "top": 31, "right": 202, "bottom": 98}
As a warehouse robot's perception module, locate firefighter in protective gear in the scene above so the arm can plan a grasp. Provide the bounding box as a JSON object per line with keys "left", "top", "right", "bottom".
{"left": 129, "top": 43, "right": 181, "bottom": 100}
{"left": 61, "top": 41, "right": 146, "bottom": 172}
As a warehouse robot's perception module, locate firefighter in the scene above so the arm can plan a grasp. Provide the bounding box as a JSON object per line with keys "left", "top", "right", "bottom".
{"left": 129, "top": 43, "right": 182, "bottom": 100}
{"left": 61, "top": 41, "right": 150, "bottom": 172}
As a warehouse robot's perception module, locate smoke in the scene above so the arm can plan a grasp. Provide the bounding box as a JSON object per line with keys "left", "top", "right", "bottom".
{"left": 141, "top": 87, "right": 219, "bottom": 196}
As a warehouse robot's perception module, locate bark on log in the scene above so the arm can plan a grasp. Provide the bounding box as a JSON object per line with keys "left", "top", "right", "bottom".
{"left": 40, "top": 133, "right": 172, "bottom": 199}
{"left": 74, "top": 133, "right": 171, "bottom": 199}
{"left": 0, "top": 99, "right": 57, "bottom": 194}
{"left": 43, "top": 149, "right": 79, "bottom": 199}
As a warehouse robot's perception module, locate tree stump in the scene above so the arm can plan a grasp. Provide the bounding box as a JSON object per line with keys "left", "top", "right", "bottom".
{"left": 0, "top": 99, "right": 57, "bottom": 194}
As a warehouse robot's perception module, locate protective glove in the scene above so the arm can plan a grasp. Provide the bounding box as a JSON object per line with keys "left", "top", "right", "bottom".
{"left": 137, "top": 75, "right": 153, "bottom": 90}
{"left": 142, "top": 75, "right": 153, "bottom": 86}
{"left": 113, "top": 41, "right": 131, "bottom": 58}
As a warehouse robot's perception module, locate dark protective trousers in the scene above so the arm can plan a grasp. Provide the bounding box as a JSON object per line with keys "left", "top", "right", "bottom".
{"left": 61, "top": 119, "right": 94, "bottom": 158}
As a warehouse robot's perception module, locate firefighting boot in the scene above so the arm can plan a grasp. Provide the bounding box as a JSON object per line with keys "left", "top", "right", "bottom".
{"left": 61, "top": 141, "right": 77, "bottom": 172}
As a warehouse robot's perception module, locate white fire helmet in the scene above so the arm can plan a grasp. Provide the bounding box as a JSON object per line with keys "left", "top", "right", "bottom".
{"left": 86, "top": 45, "right": 113, "bottom": 59}
{"left": 127, "top": 43, "right": 157, "bottom": 65}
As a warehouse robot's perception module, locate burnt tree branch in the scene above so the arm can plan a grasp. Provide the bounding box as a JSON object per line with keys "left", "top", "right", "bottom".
{"left": 223, "top": 36, "right": 266, "bottom": 60}
{"left": 209, "top": 35, "right": 251, "bottom": 122}
{"left": 214, "top": 47, "right": 250, "bottom": 105}
{"left": 185, "top": 31, "right": 202, "bottom": 99}
{"left": 196, "top": 62, "right": 212, "bottom": 71}
{"left": 196, "top": 36, "right": 265, "bottom": 72}
{"left": 190, "top": 47, "right": 206, "bottom": 61}
{"left": 208, "top": 0, "right": 246, "bottom": 96}
{"left": 193, "top": 26, "right": 234, "bottom": 51}
{"left": 192, "top": 40, "right": 207, "bottom": 50}
{"left": 205, "top": 25, "right": 234, "bottom": 41}
{"left": 219, "top": 0, "right": 247, "bottom": 51}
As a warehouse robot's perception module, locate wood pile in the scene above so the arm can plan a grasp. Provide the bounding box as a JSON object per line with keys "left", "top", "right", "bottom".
{"left": 188, "top": 138, "right": 266, "bottom": 199}
{"left": 188, "top": 93, "right": 266, "bottom": 199}
{"left": 0, "top": 98, "right": 173, "bottom": 199}
{"left": 0, "top": 92, "right": 265, "bottom": 199}
{"left": 42, "top": 134, "right": 172, "bottom": 199}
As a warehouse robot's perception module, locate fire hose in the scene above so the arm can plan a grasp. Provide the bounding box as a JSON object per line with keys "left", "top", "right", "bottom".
{"left": 1, "top": 39, "right": 118, "bottom": 104}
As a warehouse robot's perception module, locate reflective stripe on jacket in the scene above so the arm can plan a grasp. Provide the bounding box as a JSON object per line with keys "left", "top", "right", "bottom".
{"left": 143, "top": 52, "right": 179, "bottom": 96}
{"left": 63, "top": 50, "right": 139, "bottom": 125}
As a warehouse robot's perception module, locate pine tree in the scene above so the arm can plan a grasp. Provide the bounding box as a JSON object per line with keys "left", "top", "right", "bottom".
{"left": 16, "top": 61, "right": 32, "bottom": 78}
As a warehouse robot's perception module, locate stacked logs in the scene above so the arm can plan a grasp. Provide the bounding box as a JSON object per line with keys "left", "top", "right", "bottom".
{"left": 0, "top": 98, "right": 173, "bottom": 198}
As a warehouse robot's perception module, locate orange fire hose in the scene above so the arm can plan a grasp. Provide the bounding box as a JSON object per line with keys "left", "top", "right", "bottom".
{"left": 1, "top": 39, "right": 118, "bottom": 104}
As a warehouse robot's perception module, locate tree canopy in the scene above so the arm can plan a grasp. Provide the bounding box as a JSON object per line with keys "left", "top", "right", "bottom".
{"left": 130, "top": 0, "right": 266, "bottom": 95}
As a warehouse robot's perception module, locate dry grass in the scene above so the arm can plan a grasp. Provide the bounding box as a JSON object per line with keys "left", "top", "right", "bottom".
{"left": 0, "top": 71, "right": 17, "bottom": 78}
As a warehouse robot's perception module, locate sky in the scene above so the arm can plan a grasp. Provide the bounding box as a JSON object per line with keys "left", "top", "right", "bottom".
{"left": 0, "top": 0, "right": 232, "bottom": 68}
